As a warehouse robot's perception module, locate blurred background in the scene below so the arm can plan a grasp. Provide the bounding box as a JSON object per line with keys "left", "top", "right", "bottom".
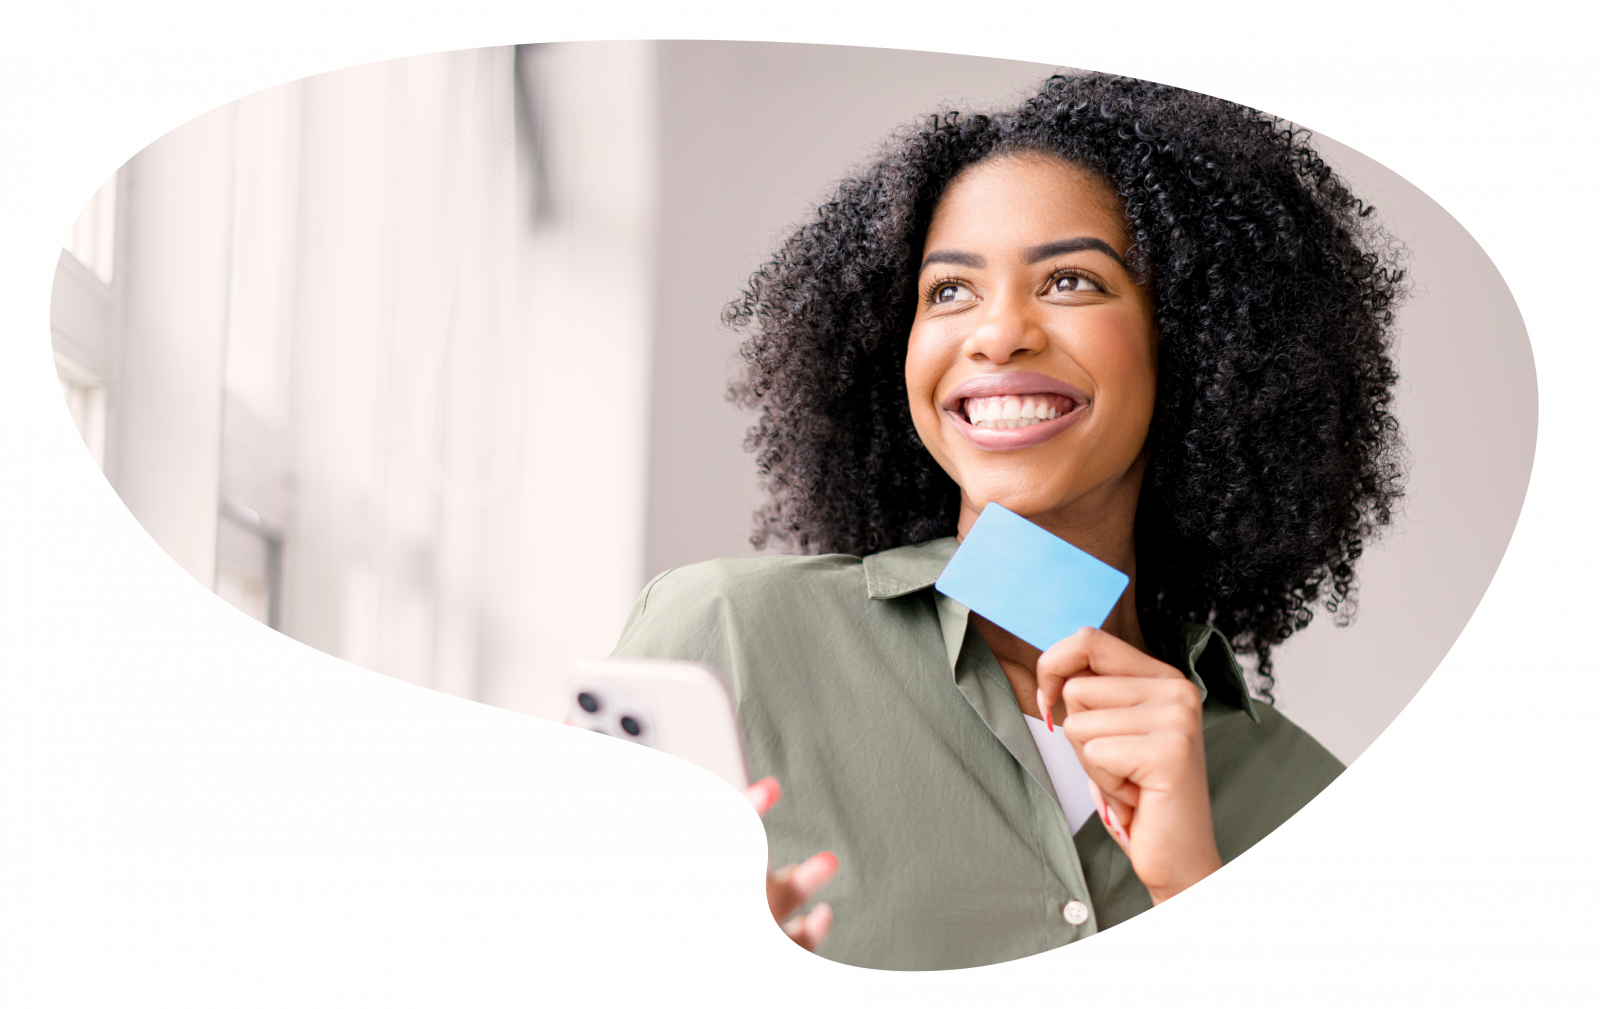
{"left": 48, "top": 42, "right": 1535, "bottom": 762}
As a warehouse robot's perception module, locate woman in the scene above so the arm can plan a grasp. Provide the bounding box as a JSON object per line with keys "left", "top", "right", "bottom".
{"left": 613, "top": 73, "right": 1405, "bottom": 970}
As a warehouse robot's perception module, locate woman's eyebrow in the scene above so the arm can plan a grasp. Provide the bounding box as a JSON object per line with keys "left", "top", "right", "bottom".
{"left": 919, "top": 250, "right": 986, "bottom": 272}
{"left": 1024, "top": 237, "right": 1125, "bottom": 266}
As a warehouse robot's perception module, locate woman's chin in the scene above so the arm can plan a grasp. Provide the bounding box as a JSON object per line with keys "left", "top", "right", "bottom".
{"left": 957, "top": 484, "right": 1075, "bottom": 526}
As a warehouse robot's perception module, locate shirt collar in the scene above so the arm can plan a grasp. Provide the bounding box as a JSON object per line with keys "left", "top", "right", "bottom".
{"left": 863, "top": 536, "right": 959, "bottom": 600}
{"left": 863, "top": 536, "right": 1259, "bottom": 722}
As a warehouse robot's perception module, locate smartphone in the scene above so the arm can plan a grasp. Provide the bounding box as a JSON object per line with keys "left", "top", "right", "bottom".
{"left": 563, "top": 659, "right": 748, "bottom": 790}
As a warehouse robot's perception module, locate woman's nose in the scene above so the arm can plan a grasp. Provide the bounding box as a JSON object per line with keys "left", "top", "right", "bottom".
{"left": 964, "top": 290, "right": 1048, "bottom": 365}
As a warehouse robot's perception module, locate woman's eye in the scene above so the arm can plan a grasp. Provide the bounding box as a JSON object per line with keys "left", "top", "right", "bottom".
{"left": 1052, "top": 274, "right": 1102, "bottom": 294}
{"left": 933, "top": 283, "right": 973, "bottom": 304}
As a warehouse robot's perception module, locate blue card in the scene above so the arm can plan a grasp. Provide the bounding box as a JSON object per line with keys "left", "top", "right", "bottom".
{"left": 934, "top": 503, "right": 1131, "bottom": 651}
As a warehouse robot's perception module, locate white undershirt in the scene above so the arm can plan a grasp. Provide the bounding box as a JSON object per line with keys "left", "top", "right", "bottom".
{"left": 1022, "top": 713, "right": 1095, "bottom": 834}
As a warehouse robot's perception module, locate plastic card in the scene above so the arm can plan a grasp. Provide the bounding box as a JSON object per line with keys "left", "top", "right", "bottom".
{"left": 935, "top": 503, "right": 1131, "bottom": 652}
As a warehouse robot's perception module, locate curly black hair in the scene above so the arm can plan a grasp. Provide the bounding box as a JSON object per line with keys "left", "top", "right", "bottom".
{"left": 724, "top": 73, "right": 1406, "bottom": 693}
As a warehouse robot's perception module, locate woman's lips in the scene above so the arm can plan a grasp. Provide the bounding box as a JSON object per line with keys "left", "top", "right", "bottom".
{"left": 945, "top": 401, "right": 1087, "bottom": 450}
{"left": 942, "top": 372, "right": 1088, "bottom": 407}
{"left": 941, "top": 372, "right": 1090, "bottom": 451}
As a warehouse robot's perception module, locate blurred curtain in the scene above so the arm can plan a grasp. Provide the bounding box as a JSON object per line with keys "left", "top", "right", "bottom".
{"left": 57, "top": 43, "right": 660, "bottom": 716}
{"left": 265, "top": 48, "right": 523, "bottom": 696}
{"left": 198, "top": 48, "right": 523, "bottom": 699}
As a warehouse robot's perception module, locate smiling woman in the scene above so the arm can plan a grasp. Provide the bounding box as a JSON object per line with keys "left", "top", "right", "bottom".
{"left": 614, "top": 72, "right": 1403, "bottom": 970}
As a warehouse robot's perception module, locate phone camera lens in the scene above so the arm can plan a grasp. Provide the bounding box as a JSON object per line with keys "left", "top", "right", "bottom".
{"left": 577, "top": 692, "right": 600, "bottom": 713}
{"left": 619, "top": 715, "right": 643, "bottom": 737}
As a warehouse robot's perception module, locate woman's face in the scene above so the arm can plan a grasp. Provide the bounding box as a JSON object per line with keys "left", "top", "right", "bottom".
{"left": 906, "top": 153, "right": 1158, "bottom": 550}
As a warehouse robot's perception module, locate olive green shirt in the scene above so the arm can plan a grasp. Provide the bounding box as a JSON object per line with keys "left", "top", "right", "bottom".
{"left": 612, "top": 537, "right": 1343, "bottom": 970}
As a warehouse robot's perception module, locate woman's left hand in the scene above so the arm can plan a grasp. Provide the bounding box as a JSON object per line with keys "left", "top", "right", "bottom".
{"left": 1035, "top": 627, "right": 1222, "bottom": 904}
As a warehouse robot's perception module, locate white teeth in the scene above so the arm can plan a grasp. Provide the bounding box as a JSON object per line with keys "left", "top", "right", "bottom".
{"left": 963, "top": 393, "right": 1073, "bottom": 429}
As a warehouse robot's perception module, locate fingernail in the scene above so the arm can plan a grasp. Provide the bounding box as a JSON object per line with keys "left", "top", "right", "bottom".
{"left": 1102, "top": 800, "right": 1128, "bottom": 844}
{"left": 807, "top": 902, "right": 834, "bottom": 946}
{"left": 790, "top": 852, "right": 839, "bottom": 897}
{"left": 746, "top": 776, "right": 780, "bottom": 812}
{"left": 1037, "top": 688, "right": 1052, "bottom": 732}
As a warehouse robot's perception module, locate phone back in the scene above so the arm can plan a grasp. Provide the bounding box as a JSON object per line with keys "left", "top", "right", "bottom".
{"left": 565, "top": 659, "right": 748, "bottom": 790}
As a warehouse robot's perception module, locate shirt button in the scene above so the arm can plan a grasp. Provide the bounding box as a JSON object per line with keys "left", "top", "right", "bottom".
{"left": 1063, "top": 900, "right": 1089, "bottom": 925}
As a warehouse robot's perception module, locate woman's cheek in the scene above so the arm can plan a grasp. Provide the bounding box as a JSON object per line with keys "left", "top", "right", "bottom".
{"left": 1081, "top": 324, "right": 1158, "bottom": 431}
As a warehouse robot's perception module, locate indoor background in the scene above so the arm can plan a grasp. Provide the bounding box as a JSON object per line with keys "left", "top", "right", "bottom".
{"left": 47, "top": 41, "right": 1535, "bottom": 763}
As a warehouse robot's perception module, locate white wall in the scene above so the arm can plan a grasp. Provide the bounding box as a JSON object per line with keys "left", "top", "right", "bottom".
{"left": 1268, "top": 132, "right": 1537, "bottom": 762}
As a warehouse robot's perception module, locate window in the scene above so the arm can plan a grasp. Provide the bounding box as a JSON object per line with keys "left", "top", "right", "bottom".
{"left": 54, "top": 353, "right": 106, "bottom": 468}
{"left": 216, "top": 502, "right": 281, "bottom": 628}
{"left": 54, "top": 170, "right": 119, "bottom": 471}
{"left": 68, "top": 173, "right": 117, "bottom": 285}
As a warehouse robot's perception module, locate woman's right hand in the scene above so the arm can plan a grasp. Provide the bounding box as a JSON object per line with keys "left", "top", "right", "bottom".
{"left": 1034, "top": 627, "right": 1220, "bottom": 904}
{"left": 744, "top": 776, "right": 837, "bottom": 952}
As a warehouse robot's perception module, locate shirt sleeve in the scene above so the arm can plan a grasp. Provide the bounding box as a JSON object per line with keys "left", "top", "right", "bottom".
{"left": 609, "top": 564, "right": 742, "bottom": 699}
{"left": 1205, "top": 701, "right": 1345, "bottom": 863}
